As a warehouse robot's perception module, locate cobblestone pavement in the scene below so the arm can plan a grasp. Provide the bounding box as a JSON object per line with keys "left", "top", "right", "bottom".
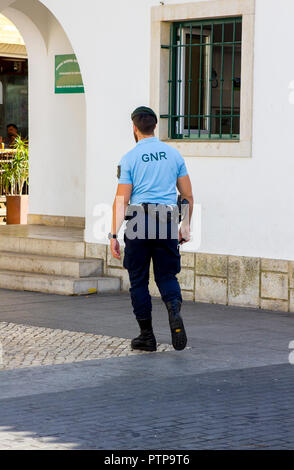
{"left": 0, "top": 290, "right": 294, "bottom": 450}
{"left": 0, "top": 322, "right": 173, "bottom": 370}
{"left": 0, "top": 362, "right": 294, "bottom": 450}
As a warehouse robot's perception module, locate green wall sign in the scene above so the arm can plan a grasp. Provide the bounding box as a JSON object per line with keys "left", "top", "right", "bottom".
{"left": 55, "top": 54, "right": 84, "bottom": 94}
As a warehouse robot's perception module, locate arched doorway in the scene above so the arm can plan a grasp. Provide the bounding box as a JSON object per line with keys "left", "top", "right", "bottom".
{"left": 0, "top": 0, "right": 87, "bottom": 228}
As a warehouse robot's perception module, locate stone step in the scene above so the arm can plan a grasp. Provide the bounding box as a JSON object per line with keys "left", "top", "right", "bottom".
{"left": 0, "top": 251, "right": 103, "bottom": 277}
{"left": 0, "top": 269, "right": 121, "bottom": 296}
{"left": 0, "top": 235, "right": 85, "bottom": 258}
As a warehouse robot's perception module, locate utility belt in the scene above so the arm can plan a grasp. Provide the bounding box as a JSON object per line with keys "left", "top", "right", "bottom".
{"left": 125, "top": 198, "right": 189, "bottom": 224}
{"left": 125, "top": 203, "right": 177, "bottom": 223}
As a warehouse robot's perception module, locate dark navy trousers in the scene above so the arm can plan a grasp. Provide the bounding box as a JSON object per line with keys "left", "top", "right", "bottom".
{"left": 123, "top": 215, "right": 182, "bottom": 320}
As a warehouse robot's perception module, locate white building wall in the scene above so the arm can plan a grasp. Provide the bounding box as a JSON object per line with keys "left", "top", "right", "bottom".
{"left": 1, "top": 0, "right": 293, "bottom": 261}
{"left": 44, "top": 13, "right": 86, "bottom": 218}
{"left": 44, "top": 0, "right": 294, "bottom": 260}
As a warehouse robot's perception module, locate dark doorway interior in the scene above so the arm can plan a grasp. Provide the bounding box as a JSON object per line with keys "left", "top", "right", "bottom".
{"left": 0, "top": 57, "right": 28, "bottom": 140}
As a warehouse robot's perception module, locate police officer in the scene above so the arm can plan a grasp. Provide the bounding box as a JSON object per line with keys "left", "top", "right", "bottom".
{"left": 109, "top": 106, "right": 194, "bottom": 352}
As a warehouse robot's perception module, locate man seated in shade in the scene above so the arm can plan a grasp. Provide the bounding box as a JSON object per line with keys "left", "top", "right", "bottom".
{"left": 0, "top": 123, "right": 19, "bottom": 149}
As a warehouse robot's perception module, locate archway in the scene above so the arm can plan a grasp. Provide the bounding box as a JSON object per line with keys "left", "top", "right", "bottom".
{"left": 0, "top": 0, "right": 87, "bottom": 226}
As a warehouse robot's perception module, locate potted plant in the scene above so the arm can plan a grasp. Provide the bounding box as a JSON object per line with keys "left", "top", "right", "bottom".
{"left": 2, "top": 136, "right": 29, "bottom": 224}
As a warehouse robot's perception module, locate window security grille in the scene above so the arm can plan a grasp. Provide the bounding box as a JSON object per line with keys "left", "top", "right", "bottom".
{"left": 161, "top": 17, "right": 242, "bottom": 140}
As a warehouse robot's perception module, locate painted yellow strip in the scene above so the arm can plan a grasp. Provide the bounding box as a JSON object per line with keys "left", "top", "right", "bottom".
{"left": 88, "top": 288, "right": 97, "bottom": 293}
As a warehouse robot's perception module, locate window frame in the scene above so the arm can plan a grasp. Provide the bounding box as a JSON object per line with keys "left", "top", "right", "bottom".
{"left": 150, "top": 0, "right": 255, "bottom": 159}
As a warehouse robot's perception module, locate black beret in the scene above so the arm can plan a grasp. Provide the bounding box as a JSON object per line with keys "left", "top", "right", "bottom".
{"left": 131, "top": 106, "right": 158, "bottom": 123}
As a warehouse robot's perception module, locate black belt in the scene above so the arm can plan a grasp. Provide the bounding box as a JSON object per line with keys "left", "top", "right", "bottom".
{"left": 141, "top": 202, "right": 174, "bottom": 213}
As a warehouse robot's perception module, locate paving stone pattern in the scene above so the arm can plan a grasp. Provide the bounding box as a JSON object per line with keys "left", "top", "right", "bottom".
{"left": 0, "top": 321, "right": 173, "bottom": 370}
{"left": 0, "top": 290, "right": 294, "bottom": 450}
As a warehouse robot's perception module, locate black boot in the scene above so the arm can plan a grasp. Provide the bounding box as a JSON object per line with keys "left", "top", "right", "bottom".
{"left": 165, "top": 299, "right": 187, "bottom": 351}
{"left": 131, "top": 318, "right": 157, "bottom": 352}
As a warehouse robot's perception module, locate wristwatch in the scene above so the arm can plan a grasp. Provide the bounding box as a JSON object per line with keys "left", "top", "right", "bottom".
{"left": 108, "top": 233, "right": 117, "bottom": 240}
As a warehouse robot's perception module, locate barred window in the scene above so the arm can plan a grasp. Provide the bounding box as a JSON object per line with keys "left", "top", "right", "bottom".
{"left": 161, "top": 17, "right": 242, "bottom": 140}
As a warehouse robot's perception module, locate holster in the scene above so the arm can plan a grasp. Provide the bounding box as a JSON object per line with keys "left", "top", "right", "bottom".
{"left": 177, "top": 195, "right": 189, "bottom": 223}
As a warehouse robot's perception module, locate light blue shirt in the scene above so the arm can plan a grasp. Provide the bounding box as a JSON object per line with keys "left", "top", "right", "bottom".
{"left": 117, "top": 137, "right": 188, "bottom": 205}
